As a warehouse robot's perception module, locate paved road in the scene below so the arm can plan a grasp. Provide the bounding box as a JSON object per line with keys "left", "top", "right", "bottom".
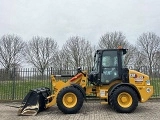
{"left": 0, "top": 99, "right": 159, "bottom": 120}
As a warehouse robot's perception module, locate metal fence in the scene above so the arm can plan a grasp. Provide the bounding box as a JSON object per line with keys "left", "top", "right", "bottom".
{"left": 0, "top": 66, "right": 159, "bottom": 101}
{"left": 0, "top": 67, "right": 79, "bottom": 100}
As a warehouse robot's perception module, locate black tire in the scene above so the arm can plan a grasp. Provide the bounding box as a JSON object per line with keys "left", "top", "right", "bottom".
{"left": 57, "top": 86, "right": 84, "bottom": 114}
{"left": 109, "top": 86, "right": 138, "bottom": 113}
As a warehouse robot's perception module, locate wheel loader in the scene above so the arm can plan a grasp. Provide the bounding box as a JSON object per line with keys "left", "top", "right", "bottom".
{"left": 18, "top": 47, "right": 153, "bottom": 116}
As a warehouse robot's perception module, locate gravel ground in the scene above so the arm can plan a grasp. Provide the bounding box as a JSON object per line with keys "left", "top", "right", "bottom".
{"left": 0, "top": 99, "right": 159, "bottom": 120}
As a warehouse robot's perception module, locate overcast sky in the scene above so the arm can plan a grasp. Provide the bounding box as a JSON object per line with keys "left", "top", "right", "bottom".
{"left": 0, "top": 0, "right": 160, "bottom": 48}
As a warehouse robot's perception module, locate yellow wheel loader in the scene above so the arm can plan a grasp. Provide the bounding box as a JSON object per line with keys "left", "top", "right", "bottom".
{"left": 18, "top": 48, "right": 153, "bottom": 116}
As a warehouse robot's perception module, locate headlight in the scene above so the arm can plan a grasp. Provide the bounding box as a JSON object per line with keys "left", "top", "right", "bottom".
{"left": 146, "top": 88, "right": 151, "bottom": 93}
{"left": 146, "top": 80, "right": 150, "bottom": 85}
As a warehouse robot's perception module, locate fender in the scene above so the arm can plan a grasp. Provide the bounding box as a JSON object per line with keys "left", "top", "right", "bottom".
{"left": 108, "top": 83, "right": 141, "bottom": 100}
{"left": 71, "top": 84, "right": 86, "bottom": 101}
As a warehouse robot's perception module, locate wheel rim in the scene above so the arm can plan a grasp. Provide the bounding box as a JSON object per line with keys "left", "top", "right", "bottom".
{"left": 63, "top": 92, "right": 77, "bottom": 108}
{"left": 117, "top": 92, "right": 132, "bottom": 108}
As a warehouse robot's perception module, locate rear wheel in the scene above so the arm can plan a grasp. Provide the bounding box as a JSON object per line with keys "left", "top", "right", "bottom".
{"left": 109, "top": 86, "right": 138, "bottom": 113}
{"left": 57, "top": 86, "right": 84, "bottom": 114}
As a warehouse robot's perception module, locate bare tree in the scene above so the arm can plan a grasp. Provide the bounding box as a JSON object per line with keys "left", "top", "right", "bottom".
{"left": 155, "top": 51, "right": 160, "bottom": 65}
{"left": 24, "top": 36, "right": 58, "bottom": 74}
{"left": 61, "top": 36, "right": 94, "bottom": 69}
{"left": 98, "top": 31, "right": 135, "bottom": 66}
{"left": 0, "top": 34, "right": 25, "bottom": 72}
{"left": 53, "top": 50, "right": 69, "bottom": 70}
{"left": 98, "top": 31, "right": 127, "bottom": 49}
{"left": 136, "top": 32, "right": 160, "bottom": 75}
{"left": 132, "top": 49, "right": 146, "bottom": 71}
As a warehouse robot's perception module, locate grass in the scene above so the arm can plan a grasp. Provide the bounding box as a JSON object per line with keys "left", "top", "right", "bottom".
{"left": 0, "top": 78, "right": 160, "bottom": 100}
{"left": 0, "top": 79, "right": 51, "bottom": 100}
{"left": 151, "top": 78, "right": 160, "bottom": 98}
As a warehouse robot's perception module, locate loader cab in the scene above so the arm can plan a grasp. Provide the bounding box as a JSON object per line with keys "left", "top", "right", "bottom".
{"left": 89, "top": 48, "right": 128, "bottom": 85}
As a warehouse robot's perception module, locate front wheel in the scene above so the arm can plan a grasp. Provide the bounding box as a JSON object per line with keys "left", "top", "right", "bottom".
{"left": 109, "top": 86, "right": 138, "bottom": 113}
{"left": 57, "top": 86, "right": 84, "bottom": 114}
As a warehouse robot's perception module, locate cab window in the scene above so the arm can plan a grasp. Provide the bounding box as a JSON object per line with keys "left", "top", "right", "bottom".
{"left": 101, "top": 51, "right": 119, "bottom": 83}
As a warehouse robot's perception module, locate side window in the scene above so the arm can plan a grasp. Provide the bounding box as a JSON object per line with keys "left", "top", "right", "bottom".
{"left": 101, "top": 51, "right": 119, "bottom": 83}
{"left": 113, "top": 56, "right": 118, "bottom": 67}
{"left": 102, "top": 52, "right": 118, "bottom": 68}
{"left": 102, "top": 56, "right": 111, "bottom": 67}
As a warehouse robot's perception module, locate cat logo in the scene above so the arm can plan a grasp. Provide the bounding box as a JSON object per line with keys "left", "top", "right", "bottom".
{"left": 130, "top": 73, "right": 137, "bottom": 78}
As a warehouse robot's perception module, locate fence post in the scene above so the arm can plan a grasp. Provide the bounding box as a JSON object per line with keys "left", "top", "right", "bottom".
{"left": 11, "top": 67, "right": 16, "bottom": 100}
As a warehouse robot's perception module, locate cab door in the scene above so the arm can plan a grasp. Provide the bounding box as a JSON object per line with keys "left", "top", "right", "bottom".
{"left": 100, "top": 50, "right": 119, "bottom": 84}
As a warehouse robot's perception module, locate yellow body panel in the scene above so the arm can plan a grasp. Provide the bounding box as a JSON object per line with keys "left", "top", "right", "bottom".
{"left": 129, "top": 70, "right": 153, "bottom": 102}
{"left": 136, "top": 86, "right": 153, "bottom": 102}
{"left": 86, "top": 80, "right": 121, "bottom": 99}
